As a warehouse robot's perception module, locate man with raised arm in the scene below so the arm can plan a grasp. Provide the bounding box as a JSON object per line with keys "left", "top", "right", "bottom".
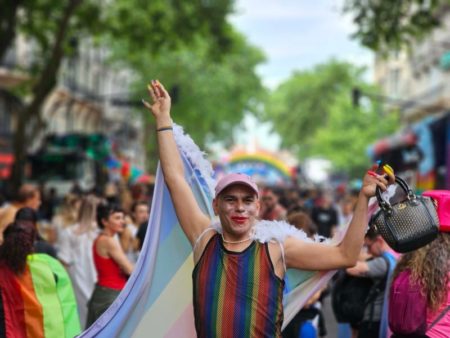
{"left": 142, "top": 80, "right": 393, "bottom": 338}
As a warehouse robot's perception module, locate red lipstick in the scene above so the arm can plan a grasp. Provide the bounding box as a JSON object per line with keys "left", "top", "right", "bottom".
{"left": 231, "top": 216, "right": 247, "bottom": 224}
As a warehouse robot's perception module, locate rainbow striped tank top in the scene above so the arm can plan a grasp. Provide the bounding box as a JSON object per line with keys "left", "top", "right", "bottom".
{"left": 193, "top": 233, "right": 284, "bottom": 338}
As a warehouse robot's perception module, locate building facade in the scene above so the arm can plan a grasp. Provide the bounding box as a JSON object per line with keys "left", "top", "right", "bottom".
{"left": 371, "top": 10, "right": 450, "bottom": 190}
{"left": 0, "top": 34, "right": 147, "bottom": 184}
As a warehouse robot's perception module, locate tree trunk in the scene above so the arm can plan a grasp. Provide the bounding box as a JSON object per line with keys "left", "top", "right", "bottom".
{"left": 9, "top": 0, "right": 83, "bottom": 193}
{"left": 0, "top": 1, "right": 22, "bottom": 61}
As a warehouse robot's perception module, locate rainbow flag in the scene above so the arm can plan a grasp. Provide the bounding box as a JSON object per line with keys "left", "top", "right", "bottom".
{"left": 79, "top": 125, "right": 336, "bottom": 337}
{"left": 0, "top": 253, "right": 80, "bottom": 338}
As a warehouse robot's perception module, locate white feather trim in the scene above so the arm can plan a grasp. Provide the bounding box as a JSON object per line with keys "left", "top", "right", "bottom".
{"left": 172, "top": 124, "right": 216, "bottom": 195}
{"left": 210, "top": 219, "right": 330, "bottom": 245}
{"left": 172, "top": 124, "right": 333, "bottom": 246}
{"left": 252, "top": 220, "right": 329, "bottom": 244}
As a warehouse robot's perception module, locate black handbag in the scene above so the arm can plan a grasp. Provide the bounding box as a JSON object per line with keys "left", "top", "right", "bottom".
{"left": 370, "top": 176, "right": 439, "bottom": 253}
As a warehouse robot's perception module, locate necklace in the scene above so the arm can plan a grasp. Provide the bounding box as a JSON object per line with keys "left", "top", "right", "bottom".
{"left": 221, "top": 233, "right": 252, "bottom": 244}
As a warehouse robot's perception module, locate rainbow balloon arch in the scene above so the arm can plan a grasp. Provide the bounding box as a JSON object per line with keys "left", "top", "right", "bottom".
{"left": 216, "top": 150, "right": 296, "bottom": 187}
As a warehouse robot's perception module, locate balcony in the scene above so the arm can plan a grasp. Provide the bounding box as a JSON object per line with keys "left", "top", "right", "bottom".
{"left": 400, "top": 82, "right": 450, "bottom": 122}
{"left": 0, "top": 49, "right": 29, "bottom": 89}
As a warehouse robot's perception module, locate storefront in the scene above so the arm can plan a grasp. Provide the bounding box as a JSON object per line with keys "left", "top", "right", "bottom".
{"left": 368, "top": 112, "right": 450, "bottom": 191}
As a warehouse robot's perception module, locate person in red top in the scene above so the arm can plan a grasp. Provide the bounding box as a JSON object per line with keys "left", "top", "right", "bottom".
{"left": 86, "top": 203, "right": 134, "bottom": 327}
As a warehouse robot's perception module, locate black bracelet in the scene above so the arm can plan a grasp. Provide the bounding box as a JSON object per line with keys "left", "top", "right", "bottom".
{"left": 156, "top": 126, "right": 173, "bottom": 132}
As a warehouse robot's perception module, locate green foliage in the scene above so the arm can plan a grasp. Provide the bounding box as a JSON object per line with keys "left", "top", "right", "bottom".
{"left": 2, "top": 0, "right": 261, "bottom": 179}
{"left": 266, "top": 60, "right": 359, "bottom": 149}
{"left": 115, "top": 31, "right": 266, "bottom": 169}
{"left": 10, "top": 0, "right": 235, "bottom": 80}
{"left": 101, "top": 0, "right": 265, "bottom": 171}
{"left": 343, "top": 0, "right": 444, "bottom": 51}
{"left": 17, "top": 0, "right": 103, "bottom": 73}
{"left": 308, "top": 95, "right": 399, "bottom": 178}
{"left": 264, "top": 60, "right": 399, "bottom": 178}
{"left": 102, "top": 0, "right": 236, "bottom": 60}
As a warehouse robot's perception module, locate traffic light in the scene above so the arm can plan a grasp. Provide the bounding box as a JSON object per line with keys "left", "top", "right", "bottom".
{"left": 170, "top": 85, "right": 180, "bottom": 104}
{"left": 352, "top": 87, "right": 361, "bottom": 107}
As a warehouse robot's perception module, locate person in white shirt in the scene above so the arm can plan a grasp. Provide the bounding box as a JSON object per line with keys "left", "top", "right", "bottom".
{"left": 57, "top": 195, "right": 100, "bottom": 328}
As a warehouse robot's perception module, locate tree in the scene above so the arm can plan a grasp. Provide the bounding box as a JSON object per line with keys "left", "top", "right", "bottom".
{"left": 0, "top": 0, "right": 241, "bottom": 191}
{"left": 264, "top": 60, "right": 399, "bottom": 178}
{"left": 307, "top": 93, "right": 398, "bottom": 178}
{"left": 0, "top": 1, "right": 23, "bottom": 61}
{"left": 6, "top": 0, "right": 95, "bottom": 193}
{"left": 109, "top": 31, "right": 266, "bottom": 170}
{"left": 343, "top": 0, "right": 446, "bottom": 51}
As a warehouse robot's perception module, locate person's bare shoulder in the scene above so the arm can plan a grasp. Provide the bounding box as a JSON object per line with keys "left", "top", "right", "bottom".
{"left": 0, "top": 206, "right": 16, "bottom": 230}
{"left": 95, "top": 235, "right": 118, "bottom": 256}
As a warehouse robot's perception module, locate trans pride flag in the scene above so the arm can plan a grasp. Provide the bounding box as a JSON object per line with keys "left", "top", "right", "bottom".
{"left": 79, "top": 125, "right": 337, "bottom": 337}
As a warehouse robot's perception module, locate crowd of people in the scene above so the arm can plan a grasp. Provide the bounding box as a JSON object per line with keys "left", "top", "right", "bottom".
{"left": 0, "top": 174, "right": 360, "bottom": 334}
{"left": 0, "top": 164, "right": 449, "bottom": 337}
{"left": 257, "top": 184, "right": 450, "bottom": 338}
{"left": 0, "top": 80, "right": 448, "bottom": 338}
{"left": 0, "top": 181, "right": 151, "bottom": 334}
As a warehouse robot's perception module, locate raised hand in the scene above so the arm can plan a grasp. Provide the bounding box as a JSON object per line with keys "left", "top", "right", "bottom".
{"left": 360, "top": 164, "right": 395, "bottom": 198}
{"left": 142, "top": 80, "right": 171, "bottom": 120}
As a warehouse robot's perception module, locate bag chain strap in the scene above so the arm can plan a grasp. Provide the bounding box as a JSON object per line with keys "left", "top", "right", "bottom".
{"left": 427, "top": 305, "right": 450, "bottom": 331}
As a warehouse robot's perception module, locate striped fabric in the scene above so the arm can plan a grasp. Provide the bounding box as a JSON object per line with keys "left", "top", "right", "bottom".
{"left": 0, "top": 254, "right": 81, "bottom": 338}
{"left": 193, "top": 234, "right": 284, "bottom": 337}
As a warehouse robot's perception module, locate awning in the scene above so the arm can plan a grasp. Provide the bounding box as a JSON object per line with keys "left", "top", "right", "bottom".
{"left": 0, "top": 68, "right": 29, "bottom": 89}
{"left": 367, "top": 130, "right": 417, "bottom": 158}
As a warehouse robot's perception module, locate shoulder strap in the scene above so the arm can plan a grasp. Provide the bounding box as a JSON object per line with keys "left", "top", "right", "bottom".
{"left": 380, "top": 253, "right": 391, "bottom": 273}
{"left": 378, "top": 253, "right": 392, "bottom": 290}
{"left": 428, "top": 305, "right": 450, "bottom": 331}
{"left": 365, "top": 255, "right": 391, "bottom": 322}
{"left": 278, "top": 241, "right": 286, "bottom": 273}
{"left": 193, "top": 227, "right": 216, "bottom": 252}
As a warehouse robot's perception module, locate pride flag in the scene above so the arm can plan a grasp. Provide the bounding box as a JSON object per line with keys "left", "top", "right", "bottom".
{"left": 0, "top": 253, "right": 80, "bottom": 338}
{"left": 79, "top": 125, "right": 336, "bottom": 337}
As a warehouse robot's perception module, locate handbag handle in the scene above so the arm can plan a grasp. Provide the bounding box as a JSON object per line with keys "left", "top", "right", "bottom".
{"left": 375, "top": 176, "right": 415, "bottom": 212}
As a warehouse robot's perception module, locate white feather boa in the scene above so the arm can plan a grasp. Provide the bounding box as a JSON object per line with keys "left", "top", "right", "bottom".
{"left": 173, "top": 123, "right": 336, "bottom": 246}
{"left": 173, "top": 124, "right": 216, "bottom": 195}
{"left": 211, "top": 219, "right": 332, "bottom": 245}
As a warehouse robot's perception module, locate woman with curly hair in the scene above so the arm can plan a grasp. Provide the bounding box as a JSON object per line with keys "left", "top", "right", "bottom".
{"left": 390, "top": 232, "right": 450, "bottom": 338}
{"left": 389, "top": 189, "right": 450, "bottom": 338}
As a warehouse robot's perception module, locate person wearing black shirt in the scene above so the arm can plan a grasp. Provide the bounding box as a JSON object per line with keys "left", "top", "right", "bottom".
{"left": 311, "top": 193, "right": 338, "bottom": 238}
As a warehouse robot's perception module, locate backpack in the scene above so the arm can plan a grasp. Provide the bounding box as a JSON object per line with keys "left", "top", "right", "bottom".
{"left": 389, "top": 269, "right": 450, "bottom": 336}
{"left": 332, "top": 256, "right": 389, "bottom": 325}
{"left": 389, "top": 269, "right": 427, "bottom": 335}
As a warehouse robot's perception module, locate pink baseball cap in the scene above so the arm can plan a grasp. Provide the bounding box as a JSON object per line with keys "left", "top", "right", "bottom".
{"left": 214, "top": 173, "right": 259, "bottom": 198}
{"left": 423, "top": 190, "right": 450, "bottom": 232}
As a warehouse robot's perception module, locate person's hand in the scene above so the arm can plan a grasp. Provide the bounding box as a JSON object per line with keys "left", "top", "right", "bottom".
{"left": 360, "top": 164, "right": 395, "bottom": 199}
{"left": 346, "top": 260, "right": 369, "bottom": 276}
{"left": 142, "top": 80, "right": 171, "bottom": 121}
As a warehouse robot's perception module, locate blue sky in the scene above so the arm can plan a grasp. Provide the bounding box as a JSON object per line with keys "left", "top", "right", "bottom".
{"left": 229, "top": 0, "right": 373, "bottom": 88}
{"left": 225, "top": 0, "right": 374, "bottom": 153}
